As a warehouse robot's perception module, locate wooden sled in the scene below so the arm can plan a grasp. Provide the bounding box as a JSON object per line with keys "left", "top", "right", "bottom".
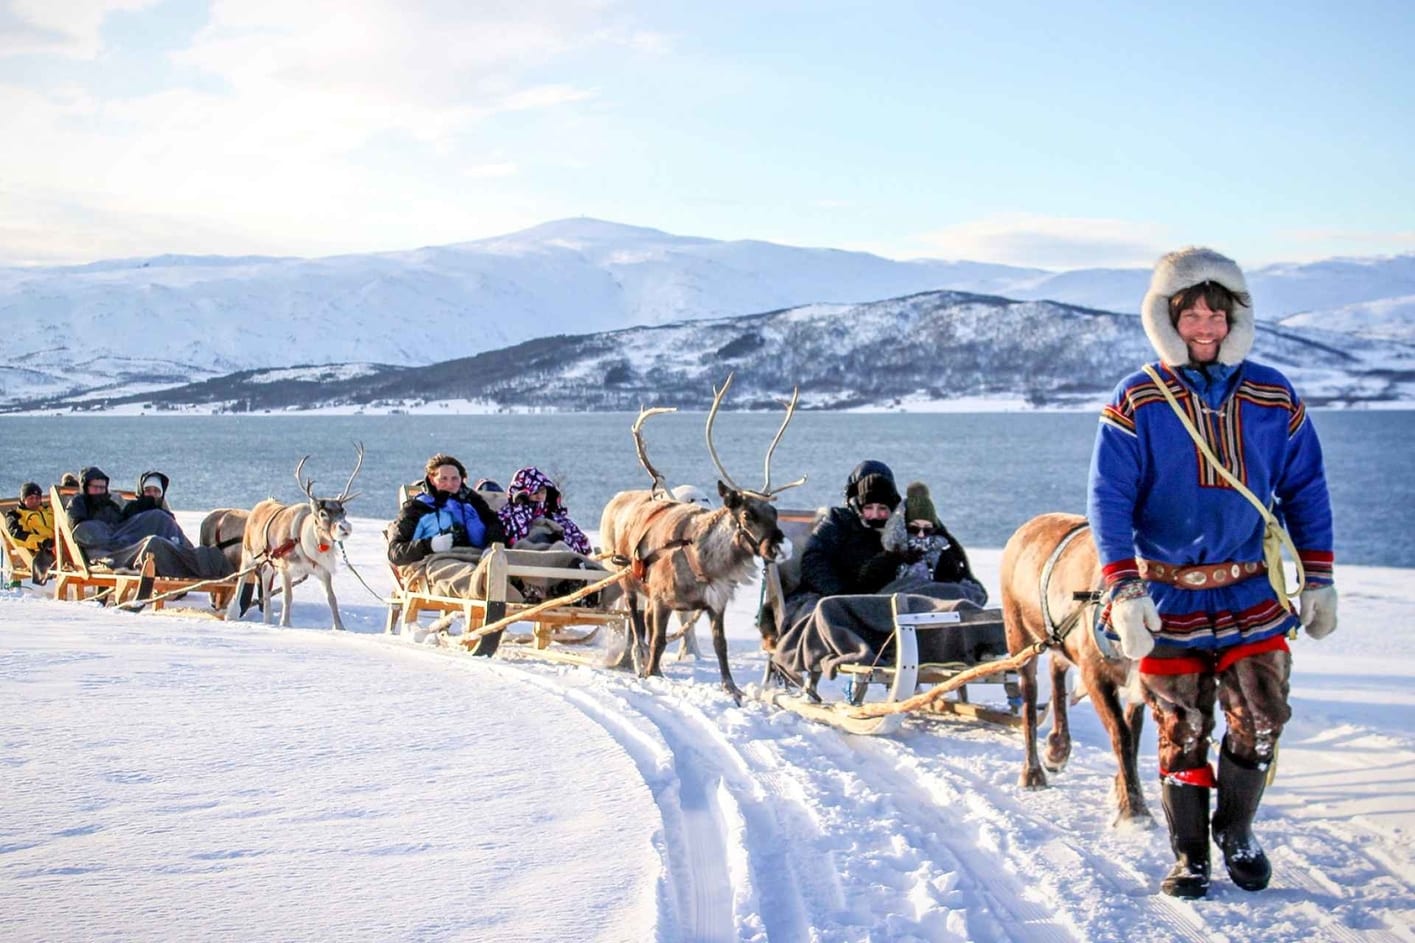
{"left": 758, "top": 509, "right": 1022, "bottom": 736}
{"left": 385, "top": 484, "right": 631, "bottom": 667}
{"left": 49, "top": 486, "right": 240, "bottom": 616}
{"left": 49, "top": 485, "right": 134, "bottom": 604}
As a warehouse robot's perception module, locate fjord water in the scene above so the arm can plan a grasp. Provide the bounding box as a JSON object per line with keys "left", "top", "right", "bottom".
{"left": 2, "top": 410, "right": 1410, "bottom": 567}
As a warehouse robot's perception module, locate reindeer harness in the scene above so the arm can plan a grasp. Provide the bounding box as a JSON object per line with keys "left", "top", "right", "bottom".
{"left": 1039, "top": 520, "right": 1105, "bottom": 651}
{"left": 628, "top": 502, "right": 709, "bottom": 583}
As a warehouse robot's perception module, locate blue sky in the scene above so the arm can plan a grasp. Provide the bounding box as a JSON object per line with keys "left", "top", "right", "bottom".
{"left": 1, "top": 0, "right": 1411, "bottom": 268}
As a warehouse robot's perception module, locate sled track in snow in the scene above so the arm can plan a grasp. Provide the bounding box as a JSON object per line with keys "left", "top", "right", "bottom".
{"left": 352, "top": 629, "right": 1412, "bottom": 942}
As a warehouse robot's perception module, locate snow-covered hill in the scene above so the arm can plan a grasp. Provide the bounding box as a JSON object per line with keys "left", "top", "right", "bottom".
{"left": 3, "top": 218, "right": 1413, "bottom": 407}
{"left": 20, "top": 289, "right": 1415, "bottom": 414}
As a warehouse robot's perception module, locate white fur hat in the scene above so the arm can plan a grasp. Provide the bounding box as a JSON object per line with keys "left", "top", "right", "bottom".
{"left": 141, "top": 474, "right": 165, "bottom": 493}
{"left": 670, "top": 484, "right": 712, "bottom": 507}
{"left": 1140, "top": 246, "right": 1255, "bottom": 366}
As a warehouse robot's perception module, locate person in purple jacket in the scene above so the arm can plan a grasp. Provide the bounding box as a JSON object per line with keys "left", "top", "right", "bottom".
{"left": 1087, "top": 247, "right": 1338, "bottom": 900}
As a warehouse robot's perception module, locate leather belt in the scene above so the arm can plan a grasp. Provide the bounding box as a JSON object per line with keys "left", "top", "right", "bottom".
{"left": 1138, "top": 558, "right": 1263, "bottom": 589}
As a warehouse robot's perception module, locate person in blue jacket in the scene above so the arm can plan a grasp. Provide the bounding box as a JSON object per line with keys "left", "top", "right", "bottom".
{"left": 387, "top": 453, "right": 505, "bottom": 566}
{"left": 1088, "top": 247, "right": 1338, "bottom": 899}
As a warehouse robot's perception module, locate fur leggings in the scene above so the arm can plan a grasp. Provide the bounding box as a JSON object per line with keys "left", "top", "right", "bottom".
{"left": 1142, "top": 647, "right": 1292, "bottom": 771}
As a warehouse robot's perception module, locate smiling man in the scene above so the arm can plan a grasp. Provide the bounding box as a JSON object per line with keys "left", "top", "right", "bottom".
{"left": 1087, "top": 247, "right": 1338, "bottom": 900}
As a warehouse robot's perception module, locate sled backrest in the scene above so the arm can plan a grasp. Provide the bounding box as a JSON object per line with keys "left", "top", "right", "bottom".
{"left": 0, "top": 496, "right": 40, "bottom": 582}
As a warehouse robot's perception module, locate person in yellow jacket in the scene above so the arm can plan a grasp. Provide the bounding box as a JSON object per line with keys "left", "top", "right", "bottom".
{"left": 5, "top": 482, "right": 55, "bottom": 583}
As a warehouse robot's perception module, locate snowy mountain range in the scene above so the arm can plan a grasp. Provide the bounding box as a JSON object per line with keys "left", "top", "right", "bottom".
{"left": 19, "top": 289, "right": 1415, "bottom": 414}
{"left": 3, "top": 218, "right": 1414, "bottom": 409}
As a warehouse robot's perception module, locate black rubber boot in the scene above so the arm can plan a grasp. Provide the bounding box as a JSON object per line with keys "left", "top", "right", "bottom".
{"left": 1160, "top": 781, "right": 1211, "bottom": 899}
{"left": 1212, "top": 747, "right": 1272, "bottom": 891}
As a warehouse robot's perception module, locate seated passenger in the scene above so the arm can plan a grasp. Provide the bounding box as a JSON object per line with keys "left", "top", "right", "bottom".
{"left": 879, "top": 481, "right": 987, "bottom": 603}
{"left": 770, "top": 460, "right": 992, "bottom": 697}
{"left": 497, "top": 466, "right": 592, "bottom": 555}
{"left": 5, "top": 481, "right": 56, "bottom": 583}
{"left": 387, "top": 454, "right": 505, "bottom": 567}
{"left": 67, "top": 466, "right": 191, "bottom": 560}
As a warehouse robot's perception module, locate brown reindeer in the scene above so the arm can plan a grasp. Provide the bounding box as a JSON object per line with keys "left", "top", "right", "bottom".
{"left": 200, "top": 508, "right": 249, "bottom": 571}
{"left": 999, "top": 511, "right": 1150, "bottom": 823}
{"left": 603, "top": 377, "right": 805, "bottom": 702}
{"left": 226, "top": 444, "right": 364, "bottom": 631}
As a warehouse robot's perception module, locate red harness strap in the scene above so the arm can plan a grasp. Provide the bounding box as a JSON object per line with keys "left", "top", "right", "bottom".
{"left": 269, "top": 538, "right": 299, "bottom": 560}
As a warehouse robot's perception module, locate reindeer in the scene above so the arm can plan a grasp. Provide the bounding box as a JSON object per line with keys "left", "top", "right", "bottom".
{"left": 602, "top": 376, "right": 805, "bottom": 702}
{"left": 200, "top": 508, "right": 249, "bottom": 572}
{"left": 999, "top": 512, "right": 1150, "bottom": 823}
{"left": 226, "top": 444, "right": 365, "bottom": 631}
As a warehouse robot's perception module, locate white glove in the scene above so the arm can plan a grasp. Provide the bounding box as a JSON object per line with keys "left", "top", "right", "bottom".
{"left": 429, "top": 532, "right": 454, "bottom": 553}
{"left": 1109, "top": 590, "right": 1159, "bottom": 660}
{"left": 1299, "top": 584, "right": 1338, "bottom": 639}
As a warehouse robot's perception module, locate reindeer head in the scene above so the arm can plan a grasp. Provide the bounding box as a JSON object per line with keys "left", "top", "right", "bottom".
{"left": 719, "top": 481, "right": 793, "bottom": 563}
{"left": 706, "top": 373, "right": 805, "bottom": 563}
{"left": 294, "top": 442, "right": 364, "bottom": 547}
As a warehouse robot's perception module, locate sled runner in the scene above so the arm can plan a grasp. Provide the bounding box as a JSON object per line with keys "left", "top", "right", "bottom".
{"left": 385, "top": 483, "right": 632, "bottom": 667}
{"left": 759, "top": 508, "right": 1022, "bottom": 735}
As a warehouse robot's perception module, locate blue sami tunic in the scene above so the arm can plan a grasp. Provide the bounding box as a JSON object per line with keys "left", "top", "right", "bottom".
{"left": 1087, "top": 360, "right": 1334, "bottom": 651}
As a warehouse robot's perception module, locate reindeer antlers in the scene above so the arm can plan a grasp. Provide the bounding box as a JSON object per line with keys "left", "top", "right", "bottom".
{"left": 706, "top": 372, "right": 807, "bottom": 499}
{"left": 293, "top": 442, "right": 365, "bottom": 504}
{"left": 762, "top": 387, "right": 807, "bottom": 497}
{"left": 632, "top": 406, "right": 677, "bottom": 497}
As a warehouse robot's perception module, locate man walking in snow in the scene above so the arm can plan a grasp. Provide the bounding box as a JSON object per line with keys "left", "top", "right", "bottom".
{"left": 1088, "top": 246, "right": 1338, "bottom": 898}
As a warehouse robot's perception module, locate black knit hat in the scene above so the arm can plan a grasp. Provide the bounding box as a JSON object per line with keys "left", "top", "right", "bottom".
{"left": 853, "top": 472, "right": 900, "bottom": 511}
{"left": 79, "top": 466, "right": 109, "bottom": 488}
{"left": 20, "top": 481, "right": 41, "bottom": 500}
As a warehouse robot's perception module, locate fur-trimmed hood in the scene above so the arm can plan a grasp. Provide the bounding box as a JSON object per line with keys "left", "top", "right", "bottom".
{"left": 1140, "top": 246, "right": 1255, "bottom": 366}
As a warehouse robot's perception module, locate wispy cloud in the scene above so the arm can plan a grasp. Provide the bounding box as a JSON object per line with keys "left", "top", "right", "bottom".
{"left": 0, "top": 0, "right": 159, "bottom": 58}
{"left": 0, "top": 1, "right": 657, "bottom": 262}
{"left": 912, "top": 214, "right": 1169, "bottom": 268}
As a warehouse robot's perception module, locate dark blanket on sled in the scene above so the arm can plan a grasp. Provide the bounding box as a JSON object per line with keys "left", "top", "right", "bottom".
{"left": 772, "top": 589, "right": 1007, "bottom": 684}
{"left": 105, "top": 535, "right": 236, "bottom": 580}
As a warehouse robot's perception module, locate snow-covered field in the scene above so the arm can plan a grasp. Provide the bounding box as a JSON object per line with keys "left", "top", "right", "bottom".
{"left": 3, "top": 512, "right": 1411, "bottom": 942}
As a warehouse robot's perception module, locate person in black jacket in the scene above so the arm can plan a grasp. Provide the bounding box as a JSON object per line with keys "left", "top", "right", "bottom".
{"left": 771, "top": 460, "right": 988, "bottom": 696}
{"left": 67, "top": 466, "right": 189, "bottom": 558}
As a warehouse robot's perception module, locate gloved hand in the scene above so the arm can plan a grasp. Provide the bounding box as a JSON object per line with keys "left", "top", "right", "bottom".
{"left": 429, "top": 532, "right": 454, "bottom": 553}
{"left": 1299, "top": 584, "right": 1338, "bottom": 639}
{"left": 1109, "top": 584, "right": 1159, "bottom": 660}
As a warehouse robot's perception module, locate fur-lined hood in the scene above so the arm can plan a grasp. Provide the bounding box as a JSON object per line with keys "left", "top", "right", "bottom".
{"left": 1140, "top": 246, "right": 1255, "bottom": 366}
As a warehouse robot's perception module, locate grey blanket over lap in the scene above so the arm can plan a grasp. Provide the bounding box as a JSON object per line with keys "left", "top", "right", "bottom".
{"left": 399, "top": 546, "right": 621, "bottom": 607}
{"left": 771, "top": 583, "right": 1004, "bottom": 685}
{"left": 107, "top": 536, "right": 235, "bottom": 579}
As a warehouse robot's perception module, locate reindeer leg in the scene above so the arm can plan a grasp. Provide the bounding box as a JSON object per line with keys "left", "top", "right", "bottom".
{"left": 278, "top": 566, "right": 294, "bottom": 627}
{"left": 261, "top": 569, "right": 276, "bottom": 625}
{"left": 709, "top": 610, "right": 742, "bottom": 705}
{"left": 676, "top": 609, "right": 702, "bottom": 661}
{"left": 320, "top": 569, "right": 344, "bottom": 631}
{"left": 626, "top": 595, "right": 649, "bottom": 676}
{"left": 1044, "top": 654, "right": 1073, "bottom": 772}
{"left": 644, "top": 603, "right": 670, "bottom": 679}
{"left": 1082, "top": 660, "right": 1153, "bottom": 825}
{"left": 1016, "top": 649, "right": 1047, "bottom": 789}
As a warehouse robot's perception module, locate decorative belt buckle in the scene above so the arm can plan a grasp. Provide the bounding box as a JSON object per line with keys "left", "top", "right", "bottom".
{"left": 1182, "top": 570, "right": 1208, "bottom": 587}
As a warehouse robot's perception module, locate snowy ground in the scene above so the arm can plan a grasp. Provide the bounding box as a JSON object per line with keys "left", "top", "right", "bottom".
{"left": 2, "top": 512, "right": 1412, "bottom": 942}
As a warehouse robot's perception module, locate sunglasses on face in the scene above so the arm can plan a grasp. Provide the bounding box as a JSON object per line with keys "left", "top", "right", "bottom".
{"left": 908, "top": 525, "right": 935, "bottom": 536}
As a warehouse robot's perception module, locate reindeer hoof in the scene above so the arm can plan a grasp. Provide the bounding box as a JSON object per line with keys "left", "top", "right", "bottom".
{"left": 1020, "top": 768, "right": 1049, "bottom": 790}
{"left": 723, "top": 682, "right": 744, "bottom": 705}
